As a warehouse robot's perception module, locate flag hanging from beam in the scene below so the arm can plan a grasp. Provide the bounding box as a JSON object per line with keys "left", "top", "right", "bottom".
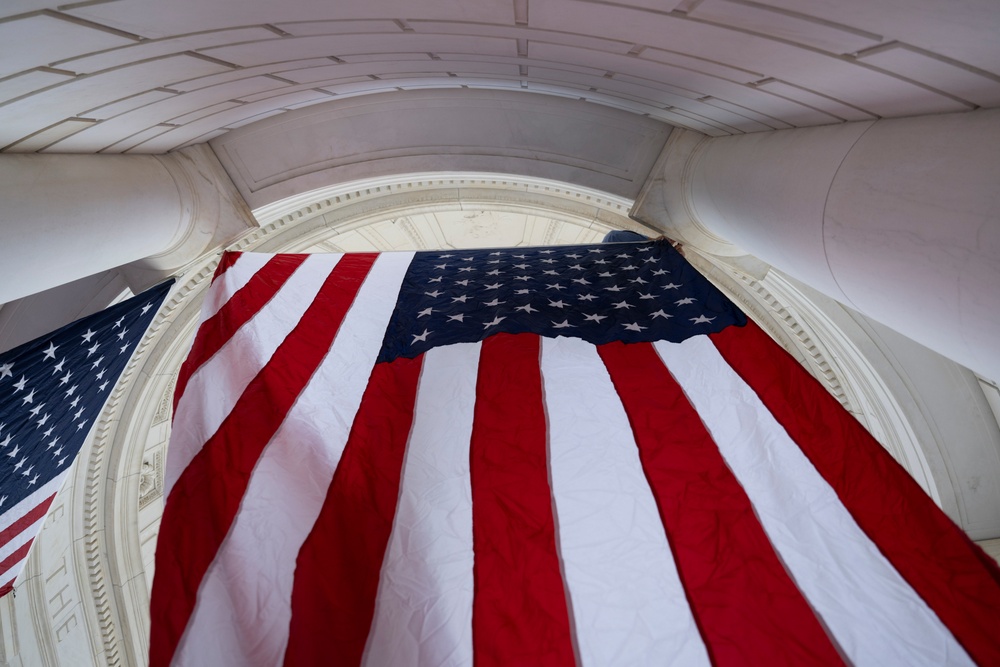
{"left": 0, "top": 280, "right": 172, "bottom": 597}
{"left": 150, "top": 242, "right": 1000, "bottom": 667}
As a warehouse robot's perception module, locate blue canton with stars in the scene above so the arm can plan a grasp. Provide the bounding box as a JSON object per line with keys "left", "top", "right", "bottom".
{"left": 377, "top": 240, "right": 746, "bottom": 363}
{"left": 0, "top": 280, "right": 172, "bottom": 512}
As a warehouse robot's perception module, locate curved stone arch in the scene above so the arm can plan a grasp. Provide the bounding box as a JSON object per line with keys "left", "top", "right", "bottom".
{"left": 67, "top": 263, "right": 215, "bottom": 667}
{"left": 68, "top": 171, "right": 944, "bottom": 665}
{"left": 244, "top": 173, "right": 652, "bottom": 253}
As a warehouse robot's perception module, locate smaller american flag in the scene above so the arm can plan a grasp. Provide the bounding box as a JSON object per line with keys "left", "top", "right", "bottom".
{"left": 0, "top": 280, "right": 172, "bottom": 596}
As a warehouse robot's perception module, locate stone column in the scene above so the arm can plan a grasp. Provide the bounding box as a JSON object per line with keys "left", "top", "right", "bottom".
{"left": 634, "top": 109, "right": 1000, "bottom": 382}
{"left": 0, "top": 144, "right": 255, "bottom": 304}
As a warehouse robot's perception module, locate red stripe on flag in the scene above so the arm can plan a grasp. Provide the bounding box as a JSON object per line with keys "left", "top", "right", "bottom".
{"left": 211, "top": 251, "right": 243, "bottom": 284}
{"left": 149, "top": 253, "right": 378, "bottom": 667}
{"left": 0, "top": 494, "right": 56, "bottom": 551}
{"left": 284, "top": 355, "right": 423, "bottom": 667}
{"left": 710, "top": 320, "right": 1000, "bottom": 666}
{"left": 0, "top": 580, "right": 13, "bottom": 597}
{"left": 470, "top": 333, "right": 576, "bottom": 667}
{"left": 597, "top": 341, "right": 844, "bottom": 666}
{"left": 0, "top": 541, "right": 33, "bottom": 582}
{"left": 173, "top": 253, "right": 307, "bottom": 413}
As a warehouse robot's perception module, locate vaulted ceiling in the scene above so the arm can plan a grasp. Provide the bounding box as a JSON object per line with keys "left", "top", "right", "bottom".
{"left": 3, "top": 0, "right": 998, "bottom": 153}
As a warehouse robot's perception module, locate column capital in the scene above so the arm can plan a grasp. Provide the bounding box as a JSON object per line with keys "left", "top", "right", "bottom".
{"left": 121, "top": 145, "right": 257, "bottom": 293}
{"left": 631, "top": 128, "right": 771, "bottom": 279}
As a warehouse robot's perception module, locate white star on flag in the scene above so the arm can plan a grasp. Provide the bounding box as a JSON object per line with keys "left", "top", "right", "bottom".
{"left": 0, "top": 279, "right": 169, "bottom": 598}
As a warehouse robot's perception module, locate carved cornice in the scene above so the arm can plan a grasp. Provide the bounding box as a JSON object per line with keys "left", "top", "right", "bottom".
{"left": 151, "top": 375, "right": 175, "bottom": 427}
{"left": 254, "top": 174, "right": 635, "bottom": 229}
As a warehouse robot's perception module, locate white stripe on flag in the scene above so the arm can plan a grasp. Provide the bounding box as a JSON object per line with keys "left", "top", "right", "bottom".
{"left": 173, "top": 252, "right": 413, "bottom": 667}
{"left": 165, "top": 254, "right": 339, "bottom": 497}
{"left": 363, "top": 342, "right": 481, "bottom": 667}
{"left": 197, "top": 253, "right": 274, "bottom": 326}
{"left": 540, "top": 336, "right": 711, "bottom": 667}
{"left": 655, "top": 336, "right": 974, "bottom": 667}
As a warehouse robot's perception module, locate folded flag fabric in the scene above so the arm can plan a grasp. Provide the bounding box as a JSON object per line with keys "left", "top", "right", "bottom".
{"left": 150, "top": 242, "right": 1000, "bottom": 667}
{"left": 0, "top": 280, "right": 172, "bottom": 597}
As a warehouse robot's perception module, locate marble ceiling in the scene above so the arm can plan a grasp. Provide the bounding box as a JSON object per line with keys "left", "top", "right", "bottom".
{"left": 2, "top": 0, "right": 998, "bottom": 153}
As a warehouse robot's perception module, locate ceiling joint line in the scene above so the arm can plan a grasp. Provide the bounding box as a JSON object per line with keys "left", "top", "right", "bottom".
{"left": 39, "top": 8, "right": 144, "bottom": 41}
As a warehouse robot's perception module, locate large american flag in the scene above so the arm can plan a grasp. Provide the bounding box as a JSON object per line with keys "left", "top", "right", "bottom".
{"left": 151, "top": 242, "right": 1000, "bottom": 667}
{"left": 0, "top": 281, "right": 171, "bottom": 597}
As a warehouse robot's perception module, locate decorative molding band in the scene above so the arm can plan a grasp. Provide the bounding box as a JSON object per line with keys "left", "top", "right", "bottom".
{"left": 734, "top": 268, "right": 852, "bottom": 409}
{"left": 77, "top": 258, "right": 218, "bottom": 667}
{"left": 252, "top": 173, "right": 635, "bottom": 227}
{"left": 151, "top": 374, "right": 175, "bottom": 427}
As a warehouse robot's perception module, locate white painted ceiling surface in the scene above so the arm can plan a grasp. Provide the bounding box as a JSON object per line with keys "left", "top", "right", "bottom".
{"left": 2, "top": 0, "right": 999, "bottom": 153}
